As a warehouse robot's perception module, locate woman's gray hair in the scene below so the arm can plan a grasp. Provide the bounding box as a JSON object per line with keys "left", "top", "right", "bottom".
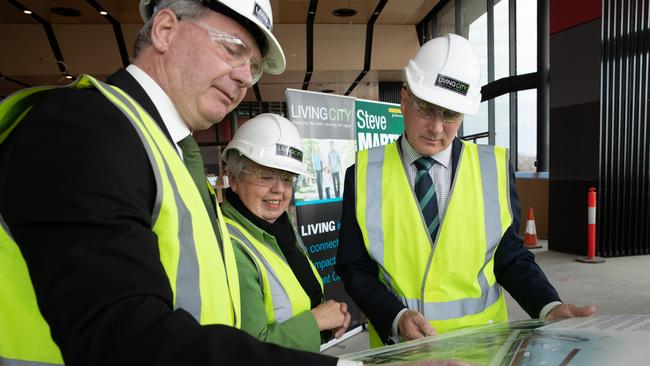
{"left": 225, "top": 150, "right": 252, "bottom": 181}
{"left": 133, "top": 0, "right": 210, "bottom": 59}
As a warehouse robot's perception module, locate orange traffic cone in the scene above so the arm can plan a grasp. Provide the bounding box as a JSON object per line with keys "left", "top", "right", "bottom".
{"left": 523, "top": 207, "right": 542, "bottom": 249}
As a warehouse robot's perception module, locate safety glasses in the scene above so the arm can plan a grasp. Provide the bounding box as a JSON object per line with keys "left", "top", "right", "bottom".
{"left": 188, "top": 21, "right": 264, "bottom": 84}
{"left": 241, "top": 167, "right": 297, "bottom": 188}
{"left": 407, "top": 90, "right": 463, "bottom": 124}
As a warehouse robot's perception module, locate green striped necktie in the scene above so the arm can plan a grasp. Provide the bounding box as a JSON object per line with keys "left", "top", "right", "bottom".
{"left": 178, "top": 134, "right": 220, "bottom": 243}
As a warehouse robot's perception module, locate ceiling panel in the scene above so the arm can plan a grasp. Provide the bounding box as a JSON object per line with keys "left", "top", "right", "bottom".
{"left": 19, "top": 0, "right": 106, "bottom": 24}
{"left": 0, "top": 24, "right": 61, "bottom": 75}
{"left": 276, "top": 0, "right": 310, "bottom": 23}
{"left": 0, "top": 0, "right": 433, "bottom": 101}
{"left": 101, "top": 0, "right": 144, "bottom": 24}
{"left": 378, "top": 0, "right": 439, "bottom": 24}
{"left": 0, "top": 1, "right": 38, "bottom": 23}
{"left": 314, "top": 0, "right": 378, "bottom": 24}
{"left": 54, "top": 24, "right": 124, "bottom": 75}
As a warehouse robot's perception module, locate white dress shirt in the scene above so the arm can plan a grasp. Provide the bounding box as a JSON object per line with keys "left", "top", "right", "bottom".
{"left": 125, "top": 64, "right": 191, "bottom": 156}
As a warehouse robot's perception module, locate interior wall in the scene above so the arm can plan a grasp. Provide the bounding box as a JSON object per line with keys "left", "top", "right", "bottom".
{"left": 516, "top": 178, "right": 548, "bottom": 238}
{"left": 548, "top": 15, "right": 601, "bottom": 255}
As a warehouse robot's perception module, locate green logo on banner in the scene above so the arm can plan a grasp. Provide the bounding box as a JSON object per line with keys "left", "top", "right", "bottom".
{"left": 355, "top": 100, "right": 404, "bottom": 150}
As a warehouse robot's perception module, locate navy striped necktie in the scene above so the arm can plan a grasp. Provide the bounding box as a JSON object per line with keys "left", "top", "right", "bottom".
{"left": 414, "top": 157, "right": 440, "bottom": 241}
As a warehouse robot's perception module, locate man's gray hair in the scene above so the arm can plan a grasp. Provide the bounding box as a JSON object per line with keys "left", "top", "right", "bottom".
{"left": 133, "top": 0, "right": 210, "bottom": 59}
{"left": 225, "top": 150, "right": 252, "bottom": 181}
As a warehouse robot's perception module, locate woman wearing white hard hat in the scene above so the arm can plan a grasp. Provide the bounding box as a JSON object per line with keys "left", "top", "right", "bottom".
{"left": 221, "top": 113, "right": 351, "bottom": 352}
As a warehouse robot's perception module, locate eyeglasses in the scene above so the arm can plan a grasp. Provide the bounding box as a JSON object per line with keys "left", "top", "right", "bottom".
{"left": 188, "top": 21, "right": 264, "bottom": 84}
{"left": 408, "top": 90, "right": 463, "bottom": 123}
{"left": 241, "top": 167, "right": 297, "bottom": 188}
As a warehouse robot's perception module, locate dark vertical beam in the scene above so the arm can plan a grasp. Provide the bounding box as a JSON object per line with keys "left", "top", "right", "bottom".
{"left": 302, "top": 0, "right": 318, "bottom": 90}
{"left": 87, "top": 0, "right": 130, "bottom": 67}
{"left": 613, "top": 0, "right": 623, "bottom": 256}
{"left": 536, "top": 0, "right": 549, "bottom": 171}
{"left": 455, "top": 0, "right": 462, "bottom": 35}
{"left": 487, "top": 0, "right": 495, "bottom": 145}
{"left": 430, "top": 12, "right": 437, "bottom": 39}
{"left": 509, "top": 0, "right": 518, "bottom": 169}
{"left": 416, "top": 0, "right": 451, "bottom": 41}
{"left": 455, "top": 0, "right": 463, "bottom": 136}
{"left": 622, "top": 0, "right": 631, "bottom": 255}
{"left": 229, "top": 110, "right": 238, "bottom": 139}
{"left": 253, "top": 84, "right": 262, "bottom": 104}
{"left": 416, "top": 22, "right": 424, "bottom": 44}
{"left": 634, "top": 0, "right": 645, "bottom": 255}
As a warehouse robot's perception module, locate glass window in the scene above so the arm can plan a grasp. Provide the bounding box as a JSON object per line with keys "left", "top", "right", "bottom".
{"left": 495, "top": 94, "right": 510, "bottom": 148}
{"left": 494, "top": 0, "right": 510, "bottom": 80}
{"left": 517, "top": 89, "right": 537, "bottom": 171}
{"left": 463, "top": 102, "right": 488, "bottom": 137}
{"left": 516, "top": 0, "right": 537, "bottom": 75}
{"left": 436, "top": 1, "right": 455, "bottom": 36}
{"left": 460, "top": 0, "right": 488, "bottom": 138}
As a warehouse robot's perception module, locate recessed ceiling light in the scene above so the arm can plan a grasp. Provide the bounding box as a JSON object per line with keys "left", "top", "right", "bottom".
{"left": 23, "top": 10, "right": 32, "bottom": 14}
{"left": 332, "top": 8, "right": 357, "bottom": 17}
{"left": 100, "top": 11, "right": 108, "bottom": 16}
{"left": 65, "top": 74, "right": 73, "bottom": 79}
{"left": 50, "top": 7, "right": 82, "bottom": 17}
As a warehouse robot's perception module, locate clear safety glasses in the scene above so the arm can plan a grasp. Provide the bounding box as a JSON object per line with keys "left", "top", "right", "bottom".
{"left": 408, "top": 90, "right": 463, "bottom": 124}
{"left": 189, "top": 21, "right": 264, "bottom": 84}
{"left": 241, "top": 167, "right": 297, "bottom": 188}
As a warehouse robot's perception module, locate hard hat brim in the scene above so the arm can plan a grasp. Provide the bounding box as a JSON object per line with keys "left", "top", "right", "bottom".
{"left": 259, "top": 27, "right": 286, "bottom": 75}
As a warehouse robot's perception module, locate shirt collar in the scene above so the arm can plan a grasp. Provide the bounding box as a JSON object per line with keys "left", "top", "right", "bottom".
{"left": 400, "top": 134, "right": 452, "bottom": 169}
{"left": 126, "top": 64, "right": 190, "bottom": 145}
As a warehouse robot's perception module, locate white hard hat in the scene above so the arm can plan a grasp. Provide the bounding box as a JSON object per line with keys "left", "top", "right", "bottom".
{"left": 223, "top": 113, "right": 309, "bottom": 177}
{"left": 139, "top": 0, "right": 286, "bottom": 75}
{"left": 404, "top": 33, "right": 482, "bottom": 115}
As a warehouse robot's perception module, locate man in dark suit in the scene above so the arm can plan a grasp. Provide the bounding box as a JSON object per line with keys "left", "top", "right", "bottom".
{"left": 335, "top": 34, "right": 595, "bottom": 347}
{"left": 0, "top": 1, "right": 354, "bottom": 365}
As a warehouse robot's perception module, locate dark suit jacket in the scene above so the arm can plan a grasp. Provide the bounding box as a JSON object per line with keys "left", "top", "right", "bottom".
{"left": 0, "top": 69, "right": 336, "bottom": 366}
{"left": 335, "top": 137, "right": 561, "bottom": 344}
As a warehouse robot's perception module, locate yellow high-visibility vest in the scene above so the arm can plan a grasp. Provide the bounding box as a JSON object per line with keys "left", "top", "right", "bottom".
{"left": 356, "top": 140, "right": 511, "bottom": 347}
{"left": 0, "top": 75, "right": 240, "bottom": 365}
{"left": 225, "top": 218, "right": 322, "bottom": 325}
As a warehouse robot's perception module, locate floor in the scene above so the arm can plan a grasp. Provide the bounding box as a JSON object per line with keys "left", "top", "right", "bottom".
{"left": 321, "top": 240, "right": 650, "bottom": 357}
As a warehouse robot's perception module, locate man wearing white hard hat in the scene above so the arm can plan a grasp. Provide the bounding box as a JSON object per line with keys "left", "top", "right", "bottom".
{"left": 336, "top": 34, "right": 596, "bottom": 348}
{"left": 0, "top": 0, "right": 352, "bottom": 365}
{"left": 220, "top": 114, "right": 351, "bottom": 352}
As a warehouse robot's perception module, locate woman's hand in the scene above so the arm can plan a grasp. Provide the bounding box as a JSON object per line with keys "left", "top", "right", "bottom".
{"left": 311, "top": 300, "right": 351, "bottom": 338}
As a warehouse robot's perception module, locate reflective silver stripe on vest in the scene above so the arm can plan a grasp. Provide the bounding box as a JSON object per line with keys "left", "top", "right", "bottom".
{"left": 96, "top": 81, "right": 202, "bottom": 322}
{"left": 227, "top": 223, "right": 293, "bottom": 323}
{"left": 477, "top": 145, "right": 502, "bottom": 259}
{"left": 0, "top": 357, "right": 61, "bottom": 366}
{"left": 363, "top": 147, "right": 387, "bottom": 276}
{"left": 0, "top": 214, "right": 13, "bottom": 240}
{"left": 363, "top": 142, "right": 504, "bottom": 321}
{"left": 362, "top": 147, "right": 397, "bottom": 288}
{"left": 399, "top": 283, "right": 502, "bottom": 320}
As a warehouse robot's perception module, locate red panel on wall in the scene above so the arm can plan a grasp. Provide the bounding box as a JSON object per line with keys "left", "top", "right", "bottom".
{"left": 550, "top": 0, "right": 601, "bottom": 34}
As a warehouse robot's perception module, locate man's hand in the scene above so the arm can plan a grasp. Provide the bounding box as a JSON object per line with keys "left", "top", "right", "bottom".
{"left": 545, "top": 303, "right": 597, "bottom": 320}
{"left": 397, "top": 309, "right": 436, "bottom": 340}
